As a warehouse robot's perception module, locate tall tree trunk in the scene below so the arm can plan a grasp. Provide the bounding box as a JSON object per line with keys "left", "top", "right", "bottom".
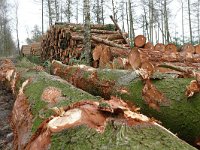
{"left": 149, "top": 0, "right": 154, "bottom": 42}
{"left": 143, "top": 7, "right": 149, "bottom": 42}
{"left": 111, "top": 0, "right": 117, "bottom": 22}
{"left": 143, "top": 15, "right": 145, "bottom": 37}
{"left": 198, "top": 0, "right": 200, "bottom": 44}
{"left": 83, "top": 0, "right": 92, "bottom": 65}
{"left": 96, "top": 0, "right": 101, "bottom": 24}
{"left": 121, "top": 0, "right": 125, "bottom": 32}
{"left": 188, "top": 0, "right": 193, "bottom": 44}
{"left": 55, "top": 0, "right": 59, "bottom": 21}
{"left": 164, "top": 0, "right": 169, "bottom": 44}
{"left": 40, "top": 0, "right": 44, "bottom": 33}
{"left": 126, "top": 2, "right": 130, "bottom": 39}
{"left": 76, "top": 0, "right": 78, "bottom": 23}
{"left": 181, "top": 0, "right": 185, "bottom": 44}
{"left": 157, "top": 21, "right": 160, "bottom": 42}
{"left": 14, "top": 0, "right": 20, "bottom": 53}
{"left": 151, "top": 0, "right": 154, "bottom": 42}
{"left": 47, "top": 0, "right": 52, "bottom": 25}
{"left": 128, "top": 0, "right": 135, "bottom": 47}
{"left": 67, "top": 0, "right": 71, "bottom": 23}
{"left": 161, "top": 2, "right": 165, "bottom": 44}
{"left": 101, "top": 0, "right": 104, "bottom": 24}
{"left": 60, "top": 1, "right": 63, "bottom": 22}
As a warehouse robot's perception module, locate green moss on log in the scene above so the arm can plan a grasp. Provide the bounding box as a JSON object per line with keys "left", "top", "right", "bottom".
{"left": 51, "top": 122, "right": 195, "bottom": 150}
{"left": 117, "top": 78, "right": 200, "bottom": 144}
{"left": 21, "top": 71, "right": 97, "bottom": 132}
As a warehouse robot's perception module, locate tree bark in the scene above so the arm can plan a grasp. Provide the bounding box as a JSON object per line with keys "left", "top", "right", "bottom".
{"left": 51, "top": 60, "right": 200, "bottom": 147}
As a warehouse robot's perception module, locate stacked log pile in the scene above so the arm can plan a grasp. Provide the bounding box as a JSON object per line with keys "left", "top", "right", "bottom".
{"left": 41, "top": 23, "right": 200, "bottom": 72}
{"left": 91, "top": 34, "right": 200, "bottom": 70}
{"left": 30, "top": 42, "right": 42, "bottom": 56}
{"left": 41, "top": 23, "right": 129, "bottom": 65}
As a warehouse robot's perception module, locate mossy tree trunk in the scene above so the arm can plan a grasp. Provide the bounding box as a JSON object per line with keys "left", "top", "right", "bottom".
{"left": 51, "top": 60, "right": 200, "bottom": 147}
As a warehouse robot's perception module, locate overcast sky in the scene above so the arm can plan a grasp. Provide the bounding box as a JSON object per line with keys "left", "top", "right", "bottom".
{"left": 8, "top": 0, "right": 187, "bottom": 47}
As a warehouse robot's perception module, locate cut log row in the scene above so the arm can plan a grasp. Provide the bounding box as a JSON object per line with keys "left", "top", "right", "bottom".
{"left": 0, "top": 59, "right": 196, "bottom": 149}
{"left": 40, "top": 23, "right": 200, "bottom": 70}
{"left": 51, "top": 60, "right": 200, "bottom": 148}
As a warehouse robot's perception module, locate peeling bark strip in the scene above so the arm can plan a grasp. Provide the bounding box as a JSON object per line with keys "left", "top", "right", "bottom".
{"left": 1, "top": 59, "right": 197, "bottom": 149}
{"left": 51, "top": 60, "right": 200, "bottom": 147}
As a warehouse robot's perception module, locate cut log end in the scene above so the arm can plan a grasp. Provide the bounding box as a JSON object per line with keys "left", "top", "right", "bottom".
{"left": 165, "top": 43, "right": 177, "bottom": 53}
{"left": 181, "top": 43, "right": 195, "bottom": 54}
{"left": 155, "top": 43, "right": 165, "bottom": 51}
{"left": 144, "top": 42, "right": 154, "bottom": 51}
{"left": 128, "top": 47, "right": 141, "bottom": 70}
{"left": 134, "top": 35, "right": 146, "bottom": 48}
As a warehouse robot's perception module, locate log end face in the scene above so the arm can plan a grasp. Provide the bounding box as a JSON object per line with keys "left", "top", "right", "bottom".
{"left": 134, "top": 35, "right": 146, "bottom": 48}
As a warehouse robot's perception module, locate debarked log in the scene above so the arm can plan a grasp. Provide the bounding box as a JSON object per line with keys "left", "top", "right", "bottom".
{"left": 51, "top": 60, "right": 200, "bottom": 147}
{"left": 0, "top": 59, "right": 197, "bottom": 150}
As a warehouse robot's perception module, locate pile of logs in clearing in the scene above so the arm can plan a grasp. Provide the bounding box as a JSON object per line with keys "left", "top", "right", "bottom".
{"left": 41, "top": 23, "right": 129, "bottom": 64}
{"left": 92, "top": 34, "right": 200, "bottom": 70}
{"left": 41, "top": 23, "right": 200, "bottom": 70}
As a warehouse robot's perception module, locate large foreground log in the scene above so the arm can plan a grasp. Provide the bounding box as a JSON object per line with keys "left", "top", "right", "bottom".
{"left": 0, "top": 58, "right": 196, "bottom": 149}
{"left": 51, "top": 60, "right": 200, "bottom": 148}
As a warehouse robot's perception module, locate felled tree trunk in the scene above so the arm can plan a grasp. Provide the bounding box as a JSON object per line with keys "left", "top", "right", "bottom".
{"left": 51, "top": 60, "right": 200, "bottom": 148}
{"left": 0, "top": 59, "right": 196, "bottom": 150}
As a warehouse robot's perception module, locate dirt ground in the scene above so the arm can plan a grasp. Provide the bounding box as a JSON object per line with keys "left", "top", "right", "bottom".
{"left": 0, "top": 57, "right": 16, "bottom": 150}
{"left": 0, "top": 81, "right": 14, "bottom": 150}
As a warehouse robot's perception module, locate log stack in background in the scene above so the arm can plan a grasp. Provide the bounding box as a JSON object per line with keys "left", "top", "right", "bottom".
{"left": 40, "top": 24, "right": 200, "bottom": 71}
{"left": 41, "top": 23, "right": 129, "bottom": 65}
